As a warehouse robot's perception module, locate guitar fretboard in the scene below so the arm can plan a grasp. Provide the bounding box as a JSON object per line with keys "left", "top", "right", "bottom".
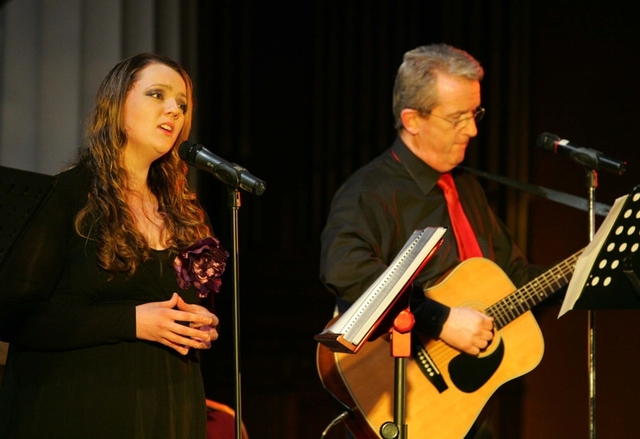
{"left": 487, "top": 250, "right": 584, "bottom": 329}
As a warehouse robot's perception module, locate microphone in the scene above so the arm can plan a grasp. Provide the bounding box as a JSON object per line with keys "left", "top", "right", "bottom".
{"left": 178, "top": 141, "right": 266, "bottom": 196}
{"left": 536, "top": 132, "right": 626, "bottom": 175}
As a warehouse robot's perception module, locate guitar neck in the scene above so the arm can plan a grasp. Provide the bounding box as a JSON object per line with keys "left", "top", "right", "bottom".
{"left": 487, "top": 249, "right": 584, "bottom": 329}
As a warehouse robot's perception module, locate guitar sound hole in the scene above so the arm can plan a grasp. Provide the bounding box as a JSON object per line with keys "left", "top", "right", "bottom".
{"left": 449, "top": 338, "right": 505, "bottom": 393}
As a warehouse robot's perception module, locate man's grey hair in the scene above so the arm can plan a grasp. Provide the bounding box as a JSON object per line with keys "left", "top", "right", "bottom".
{"left": 392, "top": 44, "right": 484, "bottom": 131}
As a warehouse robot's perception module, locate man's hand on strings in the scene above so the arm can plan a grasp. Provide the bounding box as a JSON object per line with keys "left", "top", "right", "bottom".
{"left": 440, "top": 307, "right": 494, "bottom": 355}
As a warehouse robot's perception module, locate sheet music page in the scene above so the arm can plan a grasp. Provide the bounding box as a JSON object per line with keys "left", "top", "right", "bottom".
{"left": 319, "top": 226, "right": 446, "bottom": 346}
{"left": 559, "top": 194, "right": 629, "bottom": 317}
{"left": 320, "top": 229, "right": 425, "bottom": 335}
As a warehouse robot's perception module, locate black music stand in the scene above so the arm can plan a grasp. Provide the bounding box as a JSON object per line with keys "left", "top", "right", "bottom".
{"left": 0, "top": 165, "right": 56, "bottom": 269}
{"left": 564, "top": 185, "right": 640, "bottom": 312}
{"left": 316, "top": 227, "right": 446, "bottom": 439}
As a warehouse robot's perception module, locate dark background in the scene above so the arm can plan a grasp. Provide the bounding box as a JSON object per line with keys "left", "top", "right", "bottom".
{"left": 185, "top": 1, "right": 640, "bottom": 438}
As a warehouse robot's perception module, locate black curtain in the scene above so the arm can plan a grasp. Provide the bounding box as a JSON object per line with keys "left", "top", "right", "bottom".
{"left": 185, "top": 1, "right": 640, "bottom": 438}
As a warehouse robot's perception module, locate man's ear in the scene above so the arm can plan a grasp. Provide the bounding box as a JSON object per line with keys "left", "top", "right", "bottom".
{"left": 400, "top": 108, "right": 421, "bottom": 135}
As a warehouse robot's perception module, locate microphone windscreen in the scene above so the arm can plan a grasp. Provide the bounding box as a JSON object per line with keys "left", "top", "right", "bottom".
{"left": 178, "top": 141, "right": 199, "bottom": 162}
{"left": 536, "top": 132, "right": 559, "bottom": 151}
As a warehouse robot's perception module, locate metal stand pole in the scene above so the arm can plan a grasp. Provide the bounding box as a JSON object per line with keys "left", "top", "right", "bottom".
{"left": 227, "top": 188, "right": 243, "bottom": 439}
{"left": 585, "top": 169, "right": 598, "bottom": 439}
{"left": 380, "top": 309, "right": 414, "bottom": 439}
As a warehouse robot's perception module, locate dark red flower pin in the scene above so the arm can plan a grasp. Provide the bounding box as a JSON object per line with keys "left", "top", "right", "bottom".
{"left": 173, "top": 237, "right": 229, "bottom": 298}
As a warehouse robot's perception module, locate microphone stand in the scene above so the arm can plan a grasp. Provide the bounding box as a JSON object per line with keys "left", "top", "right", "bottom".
{"left": 535, "top": 132, "right": 624, "bottom": 438}
{"left": 224, "top": 179, "right": 265, "bottom": 439}
{"left": 184, "top": 144, "right": 266, "bottom": 439}
{"left": 227, "top": 187, "right": 244, "bottom": 439}
{"left": 584, "top": 169, "right": 597, "bottom": 439}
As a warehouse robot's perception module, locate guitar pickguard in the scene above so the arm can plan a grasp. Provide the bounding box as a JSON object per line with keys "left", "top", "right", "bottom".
{"left": 448, "top": 339, "right": 505, "bottom": 393}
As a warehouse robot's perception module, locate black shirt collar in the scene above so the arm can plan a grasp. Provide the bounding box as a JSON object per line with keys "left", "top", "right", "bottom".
{"left": 390, "top": 137, "right": 441, "bottom": 195}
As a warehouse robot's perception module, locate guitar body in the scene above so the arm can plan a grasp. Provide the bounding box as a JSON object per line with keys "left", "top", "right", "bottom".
{"left": 317, "top": 258, "right": 545, "bottom": 439}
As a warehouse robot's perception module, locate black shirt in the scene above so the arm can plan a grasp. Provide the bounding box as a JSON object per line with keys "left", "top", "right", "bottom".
{"left": 320, "top": 137, "right": 541, "bottom": 337}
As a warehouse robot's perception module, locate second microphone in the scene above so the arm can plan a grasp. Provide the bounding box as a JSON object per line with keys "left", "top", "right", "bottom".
{"left": 179, "top": 141, "right": 267, "bottom": 196}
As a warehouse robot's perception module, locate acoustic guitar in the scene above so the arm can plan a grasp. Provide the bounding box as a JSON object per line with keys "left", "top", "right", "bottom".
{"left": 317, "top": 252, "right": 581, "bottom": 439}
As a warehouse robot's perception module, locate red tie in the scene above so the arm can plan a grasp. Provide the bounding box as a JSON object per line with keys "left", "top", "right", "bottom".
{"left": 437, "top": 173, "right": 483, "bottom": 260}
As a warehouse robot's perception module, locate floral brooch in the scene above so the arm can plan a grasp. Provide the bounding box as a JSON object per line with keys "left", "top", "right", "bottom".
{"left": 173, "top": 237, "right": 229, "bottom": 298}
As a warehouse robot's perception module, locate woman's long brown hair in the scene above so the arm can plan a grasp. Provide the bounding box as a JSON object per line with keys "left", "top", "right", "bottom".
{"left": 75, "top": 53, "right": 210, "bottom": 275}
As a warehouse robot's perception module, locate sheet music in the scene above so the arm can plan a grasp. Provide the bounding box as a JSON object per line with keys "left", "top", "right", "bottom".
{"left": 318, "top": 226, "right": 446, "bottom": 349}
{"left": 559, "top": 194, "right": 629, "bottom": 317}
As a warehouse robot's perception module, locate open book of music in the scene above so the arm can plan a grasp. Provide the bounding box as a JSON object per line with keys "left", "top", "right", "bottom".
{"left": 315, "top": 227, "right": 447, "bottom": 353}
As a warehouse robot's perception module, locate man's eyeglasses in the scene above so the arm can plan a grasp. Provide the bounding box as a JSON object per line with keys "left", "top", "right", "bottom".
{"left": 427, "top": 106, "right": 485, "bottom": 130}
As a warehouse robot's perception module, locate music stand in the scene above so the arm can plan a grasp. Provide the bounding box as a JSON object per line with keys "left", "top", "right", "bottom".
{"left": 560, "top": 184, "right": 640, "bottom": 313}
{"left": 0, "top": 165, "right": 55, "bottom": 368}
{"left": 316, "top": 227, "right": 446, "bottom": 439}
{"left": 0, "top": 165, "right": 56, "bottom": 269}
{"left": 556, "top": 184, "right": 640, "bottom": 439}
